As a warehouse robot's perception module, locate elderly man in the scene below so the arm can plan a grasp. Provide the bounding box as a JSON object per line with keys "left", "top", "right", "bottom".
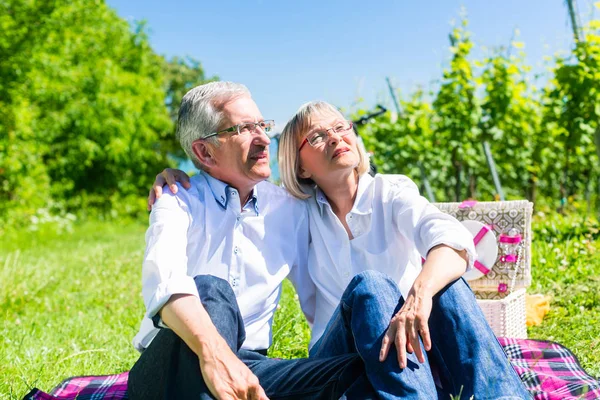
{"left": 127, "top": 82, "right": 364, "bottom": 400}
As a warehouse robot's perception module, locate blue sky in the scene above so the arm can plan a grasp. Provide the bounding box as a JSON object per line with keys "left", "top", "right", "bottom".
{"left": 106, "top": 0, "right": 594, "bottom": 177}
{"left": 105, "top": 0, "right": 596, "bottom": 128}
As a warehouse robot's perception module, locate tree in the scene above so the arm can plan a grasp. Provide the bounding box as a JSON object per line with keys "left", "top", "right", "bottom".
{"left": 432, "top": 16, "right": 481, "bottom": 201}
{"left": 0, "top": 0, "right": 215, "bottom": 226}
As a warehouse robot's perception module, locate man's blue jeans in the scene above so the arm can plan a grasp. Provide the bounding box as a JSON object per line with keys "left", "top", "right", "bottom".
{"left": 309, "top": 270, "right": 532, "bottom": 400}
{"left": 128, "top": 275, "right": 365, "bottom": 400}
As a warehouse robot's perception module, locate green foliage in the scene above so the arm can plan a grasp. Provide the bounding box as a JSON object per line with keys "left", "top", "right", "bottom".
{"left": 543, "top": 20, "right": 600, "bottom": 202}
{"left": 432, "top": 17, "right": 481, "bottom": 201}
{"left": 163, "top": 56, "right": 218, "bottom": 158}
{"left": 359, "top": 14, "right": 600, "bottom": 207}
{"left": 0, "top": 0, "right": 213, "bottom": 230}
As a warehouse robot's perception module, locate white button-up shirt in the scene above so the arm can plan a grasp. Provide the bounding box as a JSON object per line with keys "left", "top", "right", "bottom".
{"left": 133, "top": 172, "right": 315, "bottom": 352}
{"left": 307, "top": 173, "right": 476, "bottom": 348}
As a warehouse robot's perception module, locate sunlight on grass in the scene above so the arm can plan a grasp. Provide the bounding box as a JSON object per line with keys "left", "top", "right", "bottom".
{"left": 1, "top": 208, "right": 599, "bottom": 398}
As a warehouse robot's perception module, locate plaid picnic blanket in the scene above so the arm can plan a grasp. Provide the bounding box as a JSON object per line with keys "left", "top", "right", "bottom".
{"left": 23, "top": 339, "right": 600, "bottom": 400}
{"left": 23, "top": 372, "right": 129, "bottom": 400}
{"left": 498, "top": 338, "right": 600, "bottom": 399}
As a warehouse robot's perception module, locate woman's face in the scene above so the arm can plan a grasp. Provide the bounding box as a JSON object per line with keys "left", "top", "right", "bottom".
{"left": 296, "top": 111, "right": 360, "bottom": 183}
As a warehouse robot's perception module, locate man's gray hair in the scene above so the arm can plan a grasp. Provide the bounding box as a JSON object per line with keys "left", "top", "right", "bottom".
{"left": 177, "top": 81, "right": 251, "bottom": 169}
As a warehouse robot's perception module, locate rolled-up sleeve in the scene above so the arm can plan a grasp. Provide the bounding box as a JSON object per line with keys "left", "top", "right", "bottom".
{"left": 142, "top": 188, "right": 199, "bottom": 319}
{"left": 389, "top": 176, "right": 476, "bottom": 271}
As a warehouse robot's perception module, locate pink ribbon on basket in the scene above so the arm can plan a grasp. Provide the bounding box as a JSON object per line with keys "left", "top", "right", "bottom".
{"left": 422, "top": 223, "right": 493, "bottom": 276}
{"left": 458, "top": 200, "right": 478, "bottom": 209}
{"left": 501, "top": 254, "right": 518, "bottom": 263}
{"left": 472, "top": 224, "right": 493, "bottom": 275}
{"left": 498, "top": 234, "right": 522, "bottom": 244}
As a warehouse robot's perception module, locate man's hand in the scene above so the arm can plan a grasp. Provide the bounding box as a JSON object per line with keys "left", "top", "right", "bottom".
{"left": 161, "top": 294, "right": 269, "bottom": 400}
{"left": 148, "top": 168, "right": 192, "bottom": 210}
{"left": 379, "top": 287, "right": 433, "bottom": 369}
{"left": 199, "top": 338, "right": 269, "bottom": 400}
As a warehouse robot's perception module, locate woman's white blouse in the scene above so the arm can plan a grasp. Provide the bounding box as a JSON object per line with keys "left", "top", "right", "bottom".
{"left": 307, "top": 173, "right": 476, "bottom": 348}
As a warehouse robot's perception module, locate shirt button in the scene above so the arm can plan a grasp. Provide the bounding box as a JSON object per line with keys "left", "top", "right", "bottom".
{"left": 344, "top": 272, "right": 350, "bottom": 278}
{"left": 233, "top": 246, "right": 240, "bottom": 254}
{"left": 231, "top": 191, "right": 237, "bottom": 197}
{"left": 236, "top": 216, "right": 241, "bottom": 222}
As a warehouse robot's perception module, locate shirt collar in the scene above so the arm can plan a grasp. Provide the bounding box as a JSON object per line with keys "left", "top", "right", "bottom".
{"left": 314, "top": 173, "right": 374, "bottom": 217}
{"left": 201, "top": 171, "right": 260, "bottom": 215}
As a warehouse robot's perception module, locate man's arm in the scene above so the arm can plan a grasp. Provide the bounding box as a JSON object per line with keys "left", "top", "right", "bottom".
{"left": 160, "top": 294, "right": 268, "bottom": 400}
{"left": 145, "top": 187, "right": 268, "bottom": 400}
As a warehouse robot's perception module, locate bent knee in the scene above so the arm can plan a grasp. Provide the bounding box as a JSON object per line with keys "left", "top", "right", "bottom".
{"left": 348, "top": 270, "right": 398, "bottom": 293}
{"left": 193, "top": 274, "right": 235, "bottom": 299}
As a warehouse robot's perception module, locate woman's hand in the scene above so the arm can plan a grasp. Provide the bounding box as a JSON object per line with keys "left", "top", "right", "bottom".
{"left": 378, "top": 244, "right": 468, "bottom": 369}
{"left": 148, "top": 168, "right": 192, "bottom": 210}
{"left": 379, "top": 287, "right": 433, "bottom": 369}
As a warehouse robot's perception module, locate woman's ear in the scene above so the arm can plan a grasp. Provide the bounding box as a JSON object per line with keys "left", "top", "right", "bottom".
{"left": 298, "top": 164, "right": 311, "bottom": 179}
{"left": 192, "top": 141, "right": 216, "bottom": 169}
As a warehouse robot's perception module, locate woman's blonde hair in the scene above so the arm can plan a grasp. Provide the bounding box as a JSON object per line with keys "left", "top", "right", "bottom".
{"left": 278, "top": 101, "right": 370, "bottom": 199}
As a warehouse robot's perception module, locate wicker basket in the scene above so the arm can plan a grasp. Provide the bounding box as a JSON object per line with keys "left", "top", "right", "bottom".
{"left": 433, "top": 200, "right": 533, "bottom": 292}
{"left": 476, "top": 288, "right": 527, "bottom": 338}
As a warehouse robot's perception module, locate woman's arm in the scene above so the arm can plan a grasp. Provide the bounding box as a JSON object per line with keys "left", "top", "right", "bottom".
{"left": 379, "top": 244, "right": 468, "bottom": 368}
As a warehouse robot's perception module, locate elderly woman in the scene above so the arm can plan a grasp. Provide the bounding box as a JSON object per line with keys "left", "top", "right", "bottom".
{"left": 152, "top": 101, "right": 530, "bottom": 399}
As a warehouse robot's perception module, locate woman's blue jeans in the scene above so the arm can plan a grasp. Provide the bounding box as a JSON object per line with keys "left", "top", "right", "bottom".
{"left": 309, "top": 270, "right": 532, "bottom": 400}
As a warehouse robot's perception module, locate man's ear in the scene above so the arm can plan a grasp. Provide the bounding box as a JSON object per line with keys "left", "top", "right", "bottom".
{"left": 192, "top": 140, "right": 216, "bottom": 169}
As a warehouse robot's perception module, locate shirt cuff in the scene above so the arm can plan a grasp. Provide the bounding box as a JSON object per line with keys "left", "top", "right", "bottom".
{"left": 145, "top": 275, "right": 200, "bottom": 320}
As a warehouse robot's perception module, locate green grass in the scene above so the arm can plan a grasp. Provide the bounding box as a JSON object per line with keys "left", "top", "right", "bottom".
{"left": 1, "top": 210, "right": 599, "bottom": 399}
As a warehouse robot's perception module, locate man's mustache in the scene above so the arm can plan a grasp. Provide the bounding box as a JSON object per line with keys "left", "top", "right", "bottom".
{"left": 249, "top": 147, "right": 269, "bottom": 158}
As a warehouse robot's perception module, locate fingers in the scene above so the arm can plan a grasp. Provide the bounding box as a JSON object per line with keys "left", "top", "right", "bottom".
{"left": 419, "top": 320, "right": 432, "bottom": 352}
{"left": 255, "top": 385, "right": 270, "bottom": 400}
{"left": 407, "top": 317, "right": 424, "bottom": 364}
{"left": 162, "top": 168, "right": 179, "bottom": 194}
{"left": 379, "top": 325, "right": 396, "bottom": 362}
{"left": 178, "top": 170, "right": 192, "bottom": 189}
{"left": 395, "top": 318, "right": 407, "bottom": 369}
{"left": 406, "top": 339, "right": 414, "bottom": 354}
{"left": 147, "top": 188, "right": 156, "bottom": 211}
{"left": 148, "top": 174, "right": 166, "bottom": 210}
{"left": 161, "top": 168, "right": 192, "bottom": 193}
{"left": 246, "top": 376, "right": 269, "bottom": 400}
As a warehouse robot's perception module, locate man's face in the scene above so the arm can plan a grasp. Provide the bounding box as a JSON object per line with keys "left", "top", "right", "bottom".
{"left": 206, "top": 96, "right": 271, "bottom": 189}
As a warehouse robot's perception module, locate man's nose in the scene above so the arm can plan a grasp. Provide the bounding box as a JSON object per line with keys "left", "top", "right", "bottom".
{"left": 253, "top": 128, "right": 271, "bottom": 146}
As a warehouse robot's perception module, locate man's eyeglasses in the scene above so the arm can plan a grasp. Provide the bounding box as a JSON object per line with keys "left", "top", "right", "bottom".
{"left": 205, "top": 120, "right": 275, "bottom": 139}
{"left": 298, "top": 121, "right": 353, "bottom": 151}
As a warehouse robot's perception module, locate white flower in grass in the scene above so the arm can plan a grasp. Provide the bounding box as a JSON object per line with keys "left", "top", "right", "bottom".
{"left": 539, "top": 258, "right": 547, "bottom": 264}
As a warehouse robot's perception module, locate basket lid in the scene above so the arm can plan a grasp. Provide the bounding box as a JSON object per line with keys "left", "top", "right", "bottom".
{"left": 461, "top": 220, "right": 498, "bottom": 282}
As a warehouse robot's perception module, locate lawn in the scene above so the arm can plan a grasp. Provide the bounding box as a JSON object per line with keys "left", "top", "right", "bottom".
{"left": 1, "top": 209, "right": 599, "bottom": 399}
